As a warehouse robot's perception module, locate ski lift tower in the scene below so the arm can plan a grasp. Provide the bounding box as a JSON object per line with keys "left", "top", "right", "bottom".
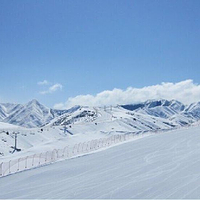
{"left": 9, "top": 131, "right": 21, "bottom": 153}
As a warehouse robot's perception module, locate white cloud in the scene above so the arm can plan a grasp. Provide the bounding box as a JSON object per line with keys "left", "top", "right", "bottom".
{"left": 40, "top": 83, "right": 63, "bottom": 95}
{"left": 37, "top": 80, "right": 49, "bottom": 85}
{"left": 54, "top": 80, "right": 200, "bottom": 109}
{"left": 49, "top": 84, "right": 63, "bottom": 93}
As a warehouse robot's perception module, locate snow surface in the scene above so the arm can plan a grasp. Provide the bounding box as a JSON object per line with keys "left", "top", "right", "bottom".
{"left": 0, "top": 105, "right": 180, "bottom": 159}
{"left": 1, "top": 125, "right": 200, "bottom": 198}
{"left": 0, "top": 122, "right": 20, "bottom": 129}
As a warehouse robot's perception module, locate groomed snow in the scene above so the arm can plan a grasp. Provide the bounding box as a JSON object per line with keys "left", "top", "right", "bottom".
{"left": 0, "top": 105, "right": 178, "bottom": 159}
{"left": 1, "top": 125, "right": 200, "bottom": 198}
{"left": 0, "top": 122, "right": 20, "bottom": 129}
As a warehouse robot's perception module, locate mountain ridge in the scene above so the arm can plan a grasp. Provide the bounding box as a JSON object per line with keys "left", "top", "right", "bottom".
{"left": 0, "top": 99, "right": 200, "bottom": 128}
{"left": 0, "top": 100, "right": 79, "bottom": 128}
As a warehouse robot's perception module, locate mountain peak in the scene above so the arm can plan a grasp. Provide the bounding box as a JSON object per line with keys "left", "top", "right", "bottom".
{"left": 28, "top": 99, "right": 40, "bottom": 105}
{"left": 26, "top": 99, "right": 48, "bottom": 109}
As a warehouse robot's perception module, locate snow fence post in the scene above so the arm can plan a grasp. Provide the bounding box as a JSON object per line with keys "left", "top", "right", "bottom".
{"left": 108, "top": 136, "right": 112, "bottom": 146}
{"left": 55, "top": 149, "right": 58, "bottom": 160}
{"left": 82, "top": 142, "right": 86, "bottom": 153}
{"left": 9, "top": 160, "right": 11, "bottom": 174}
{"left": 63, "top": 146, "right": 68, "bottom": 158}
{"left": 125, "top": 134, "right": 128, "bottom": 141}
{"left": 39, "top": 153, "right": 42, "bottom": 165}
{"left": 45, "top": 152, "right": 47, "bottom": 163}
{"left": 94, "top": 140, "right": 98, "bottom": 149}
{"left": 86, "top": 141, "right": 90, "bottom": 152}
{"left": 107, "top": 137, "right": 111, "bottom": 146}
{"left": 0, "top": 162, "right": 3, "bottom": 177}
{"left": 112, "top": 135, "right": 114, "bottom": 144}
{"left": 104, "top": 138, "right": 107, "bottom": 147}
{"left": 95, "top": 140, "right": 98, "bottom": 149}
{"left": 99, "top": 139, "right": 102, "bottom": 148}
{"left": 51, "top": 151, "right": 54, "bottom": 162}
{"left": 99, "top": 139, "right": 102, "bottom": 147}
{"left": 119, "top": 135, "right": 122, "bottom": 142}
{"left": 93, "top": 140, "right": 96, "bottom": 150}
{"left": 52, "top": 150, "right": 56, "bottom": 162}
{"left": 93, "top": 140, "right": 96, "bottom": 149}
{"left": 73, "top": 144, "right": 77, "bottom": 155}
{"left": 25, "top": 156, "right": 28, "bottom": 169}
{"left": 17, "top": 158, "right": 20, "bottom": 171}
{"left": 116, "top": 135, "right": 119, "bottom": 143}
{"left": 62, "top": 148, "right": 65, "bottom": 158}
{"left": 90, "top": 140, "right": 94, "bottom": 150}
{"left": 77, "top": 143, "right": 81, "bottom": 154}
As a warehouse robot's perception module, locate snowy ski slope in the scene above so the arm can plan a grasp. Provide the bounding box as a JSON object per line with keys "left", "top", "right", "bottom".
{"left": 1, "top": 125, "right": 200, "bottom": 198}
{"left": 0, "top": 105, "right": 178, "bottom": 159}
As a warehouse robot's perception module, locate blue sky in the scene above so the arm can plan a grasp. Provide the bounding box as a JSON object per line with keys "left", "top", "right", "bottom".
{"left": 0, "top": 0, "right": 200, "bottom": 108}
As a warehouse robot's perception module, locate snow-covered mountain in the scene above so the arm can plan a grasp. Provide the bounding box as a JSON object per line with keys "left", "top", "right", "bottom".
{"left": 0, "top": 105, "right": 179, "bottom": 157}
{"left": 50, "top": 105, "right": 178, "bottom": 132}
{"left": 0, "top": 98, "right": 200, "bottom": 158}
{"left": 3, "top": 99, "right": 54, "bottom": 128}
{"left": 0, "top": 99, "right": 200, "bottom": 128}
{"left": 121, "top": 99, "right": 185, "bottom": 118}
{"left": 0, "top": 100, "right": 79, "bottom": 128}
{"left": 1, "top": 99, "right": 200, "bottom": 198}
{"left": 184, "top": 102, "right": 200, "bottom": 119}
{"left": 0, "top": 103, "right": 23, "bottom": 121}
{"left": 120, "top": 99, "right": 200, "bottom": 126}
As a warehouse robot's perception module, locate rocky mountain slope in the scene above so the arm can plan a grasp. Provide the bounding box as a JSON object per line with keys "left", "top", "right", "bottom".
{"left": 121, "top": 99, "right": 200, "bottom": 126}
{"left": 0, "top": 100, "right": 79, "bottom": 128}
{"left": 0, "top": 99, "right": 200, "bottom": 128}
